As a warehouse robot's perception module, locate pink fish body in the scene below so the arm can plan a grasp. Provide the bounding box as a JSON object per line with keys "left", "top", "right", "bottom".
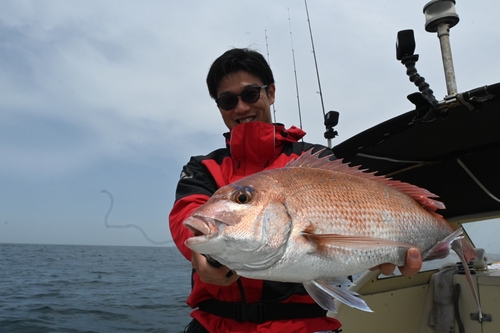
{"left": 184, "top": 149, "right": 478, "bottom": 312}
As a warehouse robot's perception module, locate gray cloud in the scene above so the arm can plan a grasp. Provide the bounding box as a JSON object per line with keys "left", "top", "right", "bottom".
{"left": 1, "top": 0, "right": 499, "bottom": 245}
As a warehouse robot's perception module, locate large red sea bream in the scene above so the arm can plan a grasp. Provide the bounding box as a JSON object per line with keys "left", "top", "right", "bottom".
{"left": 184, "top": 149, "right": 479, "bottom": 313}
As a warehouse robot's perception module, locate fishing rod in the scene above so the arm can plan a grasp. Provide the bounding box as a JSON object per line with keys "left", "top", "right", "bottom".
{"left": 264, "top": 29, "right": 277, "bottom": 123}
{"left": 304, "top": 0, "right": 338, "bottom": 148}
{"left": 288, "top": 7, "right": 303, "bottom": 129}
{"left": 304, "top": 0, "right": 325, "bottom": 120}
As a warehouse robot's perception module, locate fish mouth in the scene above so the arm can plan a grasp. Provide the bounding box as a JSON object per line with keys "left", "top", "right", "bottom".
{"left": 184, "top": 215, "right": 222, "bottom": 243}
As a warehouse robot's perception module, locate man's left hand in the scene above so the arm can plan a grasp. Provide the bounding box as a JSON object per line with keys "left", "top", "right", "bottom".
{"left": 371, "top": 247, "right": 422, "bottom": 277}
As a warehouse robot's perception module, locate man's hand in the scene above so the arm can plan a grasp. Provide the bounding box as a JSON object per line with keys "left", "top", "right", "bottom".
{"left": 371, "top": 247, "right": 423, "bottom": 277}
{"left": 191, "top": 251, "right": 240, "bottom": 286}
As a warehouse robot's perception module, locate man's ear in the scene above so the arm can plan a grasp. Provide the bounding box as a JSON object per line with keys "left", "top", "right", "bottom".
{"left": 267, "top": 83, "right": 276, "bottom": 105}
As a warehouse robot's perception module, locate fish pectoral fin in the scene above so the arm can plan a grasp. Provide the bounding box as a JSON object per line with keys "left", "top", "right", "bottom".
{"left": 303, "top": 279, "right": 372, "bottom": 313}
{"left": 424, "top": 227, "right": 464, "bottom": 261}
{"left": 302, "top": 233, "right": 414, "bottom": 250}
{"left": 303, "top": 280, "right": 338, "bottom": 313}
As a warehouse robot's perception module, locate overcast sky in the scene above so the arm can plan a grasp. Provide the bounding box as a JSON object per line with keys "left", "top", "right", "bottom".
{"left": 2, "top": 0, "right": 500, "bottom": 248}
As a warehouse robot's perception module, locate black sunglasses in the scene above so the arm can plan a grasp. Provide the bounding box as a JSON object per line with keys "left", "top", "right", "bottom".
{"left": 216, "top": 85, "right": 268, "bottom": 111}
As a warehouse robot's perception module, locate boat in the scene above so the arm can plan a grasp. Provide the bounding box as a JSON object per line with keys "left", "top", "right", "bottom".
{"left": 326, "top": 1, "right": 500, "bottom": 332}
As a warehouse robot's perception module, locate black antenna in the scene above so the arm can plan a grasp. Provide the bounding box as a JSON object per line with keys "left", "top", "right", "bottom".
{"left": 264, "top": 29, "right": 277, "bottom": 123}
{"left": 288, "top": 7, "right": 303, "bottom": 129}
{"left": 304, "top": 0, "right": 326, "bottom": 120}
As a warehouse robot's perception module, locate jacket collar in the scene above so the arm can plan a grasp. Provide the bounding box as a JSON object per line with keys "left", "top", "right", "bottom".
{"left": 223, "top": 122, "right": 306, "bottom": 172}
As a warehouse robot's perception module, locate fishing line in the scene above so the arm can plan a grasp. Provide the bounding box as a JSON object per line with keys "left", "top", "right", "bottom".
{"left": 456, "top": 159, "right": 500, "bottom": 203}
{"left": 101, "top": 189, "right": 170, "bottom": 245}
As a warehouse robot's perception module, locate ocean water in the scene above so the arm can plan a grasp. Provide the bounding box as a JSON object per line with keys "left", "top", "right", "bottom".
{"left": 0, "top": 243, "right": 193, "bottom": 333}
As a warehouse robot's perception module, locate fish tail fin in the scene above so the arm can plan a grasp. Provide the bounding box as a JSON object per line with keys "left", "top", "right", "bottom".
{"left": 459, "top": 237, "right": 478, "bottom": 264}
{"left": 452, "top": 236, "right": 483, "bottom": 321}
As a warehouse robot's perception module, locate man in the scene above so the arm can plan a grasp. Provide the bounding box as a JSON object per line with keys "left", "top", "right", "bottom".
{"left": 169, "top": 48, "right": 422, "bottom": 333}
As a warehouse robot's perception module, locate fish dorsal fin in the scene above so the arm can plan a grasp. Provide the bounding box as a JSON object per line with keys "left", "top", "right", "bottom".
{"left": 286, "top": 148, "right": 445, "bottom": 212}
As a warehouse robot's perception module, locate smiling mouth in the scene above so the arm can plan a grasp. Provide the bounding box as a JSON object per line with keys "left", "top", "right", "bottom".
{"left": 236, "top": 116, "right": 255, "bottom": 124}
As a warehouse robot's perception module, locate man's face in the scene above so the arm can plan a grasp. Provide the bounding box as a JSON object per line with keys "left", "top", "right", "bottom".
{"left": 216, "top": 71, "right": 275, "bottom": 130}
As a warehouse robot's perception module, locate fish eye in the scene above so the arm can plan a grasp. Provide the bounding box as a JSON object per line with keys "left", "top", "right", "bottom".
{"left": 232, "top": 189, "right": 252, "bottom": 204}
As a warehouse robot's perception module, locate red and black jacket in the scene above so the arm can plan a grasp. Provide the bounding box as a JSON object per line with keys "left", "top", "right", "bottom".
{"left": 169, "top": 122, "right": 341, "bottom": 332}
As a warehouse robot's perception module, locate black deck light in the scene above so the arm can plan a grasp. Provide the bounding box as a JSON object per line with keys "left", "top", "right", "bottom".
{"left": 324, "top": 110, "right": 339, "bottom": 148}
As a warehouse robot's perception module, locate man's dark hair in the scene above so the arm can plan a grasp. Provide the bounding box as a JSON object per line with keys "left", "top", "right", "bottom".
{"left": 206, "top": 48, "right": 275, "bottom": 100}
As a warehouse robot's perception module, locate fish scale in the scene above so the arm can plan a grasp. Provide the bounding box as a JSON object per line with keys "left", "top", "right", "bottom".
{"left": 283, "top": 168, "right": 446, "bottom": 242}
{"left": 184, "top": 148, "right": 480, "bottom": 313}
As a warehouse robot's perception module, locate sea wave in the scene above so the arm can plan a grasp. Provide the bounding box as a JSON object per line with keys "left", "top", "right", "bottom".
{"left": 1, "top": 244, "right": 192, "bottom": 333}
